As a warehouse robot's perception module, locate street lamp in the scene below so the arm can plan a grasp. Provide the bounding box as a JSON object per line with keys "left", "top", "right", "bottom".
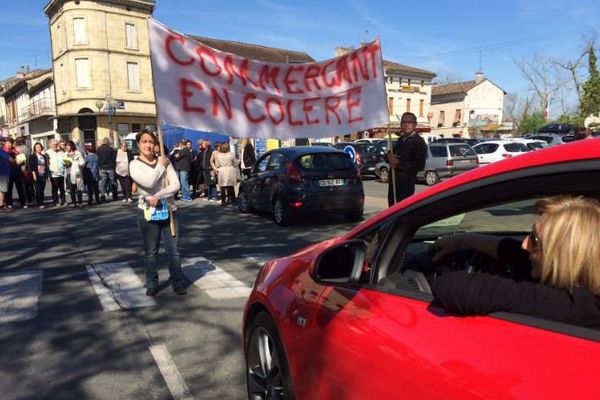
{"left": 105, "top": 95, "right": 117, "bottom": 143}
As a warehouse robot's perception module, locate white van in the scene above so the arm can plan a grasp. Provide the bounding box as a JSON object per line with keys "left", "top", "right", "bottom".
{"left": 121, "top": 132, "right": 139, "bottom": 155}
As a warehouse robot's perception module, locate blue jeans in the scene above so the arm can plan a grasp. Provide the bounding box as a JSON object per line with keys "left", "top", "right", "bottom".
{"left": 137, "top": 209, "right": 184, "bottom": 289}
{"left": 99, "top": 169, "right": 116, "bottom": 198}
{"left": 207, "top": 184, "right": 217, "bottom": 200}
{"left": 179, "top": 170, "right": 191, "bottom": 200}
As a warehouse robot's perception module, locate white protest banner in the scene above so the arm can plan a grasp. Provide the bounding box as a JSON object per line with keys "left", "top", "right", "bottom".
{"left": 148, "top": 18, "right": 388, "bottom": 139}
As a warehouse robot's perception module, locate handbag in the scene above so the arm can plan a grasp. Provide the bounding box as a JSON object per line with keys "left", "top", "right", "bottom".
{"left": 144, "top": 199, "right": 170, "bottom": 221}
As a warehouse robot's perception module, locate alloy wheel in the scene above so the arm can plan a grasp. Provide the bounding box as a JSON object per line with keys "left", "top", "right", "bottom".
{"left": 247, "top": 327, "right": 285, "bottom": 400}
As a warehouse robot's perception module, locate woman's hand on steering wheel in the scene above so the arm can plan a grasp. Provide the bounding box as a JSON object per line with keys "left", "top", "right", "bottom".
{"left": 430, "top": 233, "right": 465, "bottom": 262}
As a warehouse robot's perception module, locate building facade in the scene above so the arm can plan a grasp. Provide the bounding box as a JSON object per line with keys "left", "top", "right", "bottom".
{"left": 44, "top": 0, "right": 156, "bottom": 147}
{"left": 430, "top": 72, "right": 506, "bottom": 138}
{"left": 0, "top": 69, "right": 56, "bottom": 146}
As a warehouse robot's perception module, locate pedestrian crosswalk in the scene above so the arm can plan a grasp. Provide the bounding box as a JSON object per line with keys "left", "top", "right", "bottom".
{"left": 0, "top": 254, "right": 276, "bottom": 323}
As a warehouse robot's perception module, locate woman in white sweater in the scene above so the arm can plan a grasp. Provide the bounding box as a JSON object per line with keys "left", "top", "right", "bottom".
{"left": 130, "top": 130, "right": 186, "bottom": 296}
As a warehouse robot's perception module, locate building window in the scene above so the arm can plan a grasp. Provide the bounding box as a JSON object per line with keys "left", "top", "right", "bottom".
{"left": 419, "top": 99, "right": 424, "bottom": 117}
{"left": 127, "top": 62, "right": 140, "bottom": 91}
{"left": 117, "top": 123, "right": 129, "bottom": 133}
{"left": 73, "top": 17, "right": 88, "bottom": 44}
{"left": 453, "top": 109, "right": 462, "bottom": 127}
{"left": 75, "top": 58, "right": 91, "bottom": 88}
{"left": 131, "top": 123, "right": 141, "bottom": 133}
{"left": 388, "top": 96, "right": 394, "bottom": 115}
{"left": 406, "top": 98, "right": 411, "bottom": 113}
{"left": 125, "top": 23, "right": 138, "bottom": 49}
{"left": 438, "top": 110, "right": 445, "bottom": 128}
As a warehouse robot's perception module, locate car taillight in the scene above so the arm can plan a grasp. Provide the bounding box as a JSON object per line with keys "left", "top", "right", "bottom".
{"left": 446, "top": 160, "right": 454, "bottom": 167}
{"left": 286, "top": 162, "right": 302, "bottom": 182}
{"left": 501, "top": 153, "right": 513, "bottom": 158}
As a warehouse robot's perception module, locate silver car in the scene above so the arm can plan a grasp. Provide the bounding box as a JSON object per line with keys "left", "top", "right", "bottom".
{"left": 375, "top": 142, "right": 479, "bottom": 186}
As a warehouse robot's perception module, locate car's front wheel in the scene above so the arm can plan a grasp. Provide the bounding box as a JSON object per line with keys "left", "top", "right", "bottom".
{"left": 238, "top": 191, "right": 252, "bottom": 213}
{"left": 273, "top": 198, "right": 292, "bottom": 226}
{"left": 379, "top": 167, "right": 389, "bottom": 183}
{"left": 246, "top": 312, "right": 295, "bottom": 400}
{"left": 425, "top": 171, "right": 439, "bottom": 186}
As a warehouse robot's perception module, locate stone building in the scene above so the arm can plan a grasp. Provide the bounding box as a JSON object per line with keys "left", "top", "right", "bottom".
{"left": 44, "top": 0, "right": 157, "bottom": 146}
{"left": 0, "top": 69, "right": 57, "bottom": 147}
{"left": 430, "top": 72, "right": 506, "bottom": 139}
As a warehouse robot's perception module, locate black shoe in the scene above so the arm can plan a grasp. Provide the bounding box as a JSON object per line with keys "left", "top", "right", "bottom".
{"left": 173, "top": 287, "right": 187, "bottom": 295}
{"left": 146, "top": 288, "right": 158, "bottom": 297}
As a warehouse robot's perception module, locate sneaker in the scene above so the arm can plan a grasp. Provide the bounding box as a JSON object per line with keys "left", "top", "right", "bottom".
{"left": 122, "top": 199, "right": 127, "bottom": 203}
{"left": 173, "top": 287, "right": 187, "bottom": 295}
{"left": 39, "top": 205, "right": 46, "bottom": 209}
{"left": 127, "top": 199, "right": 133, "bottom": 203}
{"left": 23, "top": 205, "right": 28, "bottom": 209}
{"left": 182, "top": 197, "right": 192, "bottom": 202}
{"left": 203, "top": 198, "right": 209, "bottom": 202}
{"left": 209, "top": 198, "right": 218, "bottom": 203}
{"left": 146, "top": 288, "right": 158, "bottom": 297}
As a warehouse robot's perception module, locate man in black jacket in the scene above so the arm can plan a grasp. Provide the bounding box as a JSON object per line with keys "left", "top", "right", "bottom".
{"left": 173, "top": 139, "right": 192, "bottom": 201}
{"left": 96, "top": 138, "right": 117, "bottom": 202}
{"left": 386, "top": 112, "right": 427, "bottom": 206}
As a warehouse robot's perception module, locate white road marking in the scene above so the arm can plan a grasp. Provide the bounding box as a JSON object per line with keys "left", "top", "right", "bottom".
{"left": 181, "top": 257, "right": 251, "bottom": 299}
{"left": 149, "top": 344, "right": 193, "bottom": 400}
{"left": 244, "top": 253, "right": 276, "bottom": 267}
{"left": 0, "top": 270, "right": 43, "bottom": 323}
{"left": 86, "top": 263, "right": 156, "bottom": 311}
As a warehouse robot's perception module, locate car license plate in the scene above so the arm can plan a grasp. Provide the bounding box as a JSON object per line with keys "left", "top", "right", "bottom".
{"left": 319, "top": 179, "right": 344, "bottom": 187}
{"left": 457, "top": 159, "right": 474, "bottom": 164}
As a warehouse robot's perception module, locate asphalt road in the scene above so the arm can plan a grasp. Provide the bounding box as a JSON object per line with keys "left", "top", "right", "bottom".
{"left": 0, "top": 177, "right": 421, "bottom": 400}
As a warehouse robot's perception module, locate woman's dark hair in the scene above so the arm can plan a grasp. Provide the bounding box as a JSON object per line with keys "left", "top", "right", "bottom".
{"left": 136, "top": 129, "right": 158, "bottom": 144}
{"left": 33, "top": 142, "right": 44, "bottom": 151}
{"left": 85, "top": 144, "right": 95, "bottom": 153}
{"left": 66, "top": 140, "right": 77, "bottom": 150}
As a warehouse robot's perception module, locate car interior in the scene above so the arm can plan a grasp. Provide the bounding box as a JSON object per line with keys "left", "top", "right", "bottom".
{"left": 342, "top": 166, "right": 600, "bottom": 338}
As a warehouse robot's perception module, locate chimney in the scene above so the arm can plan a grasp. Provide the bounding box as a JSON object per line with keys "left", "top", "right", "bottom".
{"left": 475, "top": 71, "right": 485, "bottom": 84}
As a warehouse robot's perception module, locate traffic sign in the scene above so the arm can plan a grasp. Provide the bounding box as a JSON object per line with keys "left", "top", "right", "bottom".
{"left": 343, "top": 145, "right": 356, "bottom": 163}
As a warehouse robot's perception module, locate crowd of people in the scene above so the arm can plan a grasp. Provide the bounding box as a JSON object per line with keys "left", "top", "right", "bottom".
{"left": 0, "top": 134, "right": 257, "bottom": 212}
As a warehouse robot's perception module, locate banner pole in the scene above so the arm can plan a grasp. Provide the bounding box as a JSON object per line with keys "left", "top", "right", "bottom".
{"left": 147, "top": 17, "right": 176, "bottom": 237}
{"left": 376, "top": 37, "right": 396, "bottom": 205}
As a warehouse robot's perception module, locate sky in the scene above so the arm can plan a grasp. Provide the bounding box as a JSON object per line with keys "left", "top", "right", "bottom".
{"left": 2, "top": 0, "right": 600, "bottom": 115}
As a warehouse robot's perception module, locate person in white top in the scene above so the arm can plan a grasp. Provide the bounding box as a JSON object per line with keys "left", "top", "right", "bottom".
{"left": 130, "top": 130, "right": 186, "bottom": 296}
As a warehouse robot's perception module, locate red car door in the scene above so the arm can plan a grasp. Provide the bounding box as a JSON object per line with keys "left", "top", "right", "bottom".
{"left": 308, "top": 286, "right": 600, "bottom": 400}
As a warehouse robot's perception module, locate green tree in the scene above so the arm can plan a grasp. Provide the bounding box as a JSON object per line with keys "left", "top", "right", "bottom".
{"left": 519, "top": 112, "right": 547, "bottom": 134}
{"left": 579, "top": 47, "right": 600, "bottom": 118}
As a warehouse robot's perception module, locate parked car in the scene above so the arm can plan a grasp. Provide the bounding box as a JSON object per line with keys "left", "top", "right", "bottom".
{"left": 354, "top": 138, "right": 383, "bottom": 143}
{"left": 472, "top": 140, "right": 529, "bottom": 164}
{"left": 243, "top": 140, "right": 600, "bottom": 400}
{"left": 237, "top": 146, "right": 364, "bottom": 226}
{"left": 537, "top": 123, "right": 575, "bottom": 134}
{"left": 332, "top": 142, "right": 380, "bottom": 177}
{"left": 526, "top": 133, "right": 570, "bottom": 146}
{"left": 310, "top": 142, "right": 334, "bottom": 148}
{"left": 430, "top": 137, "right": 479, "bottom": 147}
{"left": 374, "top": 142, "right": 479, "bottom": 185}
{"left": 507, "top": 138, "right": 549, "bottom": 151}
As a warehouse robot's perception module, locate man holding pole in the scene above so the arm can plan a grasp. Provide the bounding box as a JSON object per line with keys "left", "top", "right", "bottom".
{"left": 386, "top": 112, "right": 428, "bottom": 206}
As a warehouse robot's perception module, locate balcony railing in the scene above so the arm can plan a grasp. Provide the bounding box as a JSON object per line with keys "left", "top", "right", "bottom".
{"left": 19, "top": 98, "right": 55, "bottom": 122}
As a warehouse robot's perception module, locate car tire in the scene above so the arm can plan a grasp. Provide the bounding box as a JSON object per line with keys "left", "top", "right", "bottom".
{"left": 246, "top": 311, "right": 296, "bottom": 400}
{"left": 273, "top": 198, "right": 292, "bottom": 226}
{"left": 237, "top": 191, "right": 252, "bottom": 213}
{"left": 379, "top": 167, "right": 389, "bottom": 183}
{"left": 425, "top": 171, "right": 439, "bottom": 186}
{"left": 345, "top": 209, "right": 363, "bottom": 222}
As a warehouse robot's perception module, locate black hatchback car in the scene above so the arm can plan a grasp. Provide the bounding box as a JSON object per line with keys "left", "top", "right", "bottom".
{"left": 237, "top": 146, "right": 364, "bottom": 226}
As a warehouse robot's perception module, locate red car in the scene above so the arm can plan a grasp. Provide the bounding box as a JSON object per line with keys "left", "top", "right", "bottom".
{"left": 243, "top": 140, "right": 600, "bottom": 400}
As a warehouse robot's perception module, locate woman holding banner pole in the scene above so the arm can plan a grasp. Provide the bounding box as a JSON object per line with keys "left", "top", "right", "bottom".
{"left": 130, "top": 129, "right": 186, "bottom": 296}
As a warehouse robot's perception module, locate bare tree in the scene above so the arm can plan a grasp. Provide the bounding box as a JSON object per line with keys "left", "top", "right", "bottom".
{"left": 515, "top": 52, "right": 565, "bottom": 114}
{"left": 434, "top": 70, "right": 464, "bottom": 85}
{"left": 552, "top": 35, "right": 596, "bottom": 106}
